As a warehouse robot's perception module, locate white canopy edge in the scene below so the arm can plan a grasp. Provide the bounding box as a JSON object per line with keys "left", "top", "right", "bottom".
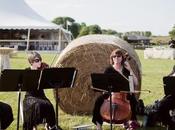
{"left": 0, "top": 0, "right": 63, "bottom": 30}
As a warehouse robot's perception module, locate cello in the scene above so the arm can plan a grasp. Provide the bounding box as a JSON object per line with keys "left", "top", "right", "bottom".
{"left": 100, "top": 92, "right": 131, "bottom": 124}
{"left": 38, "top": 62, "right": 49, "bottom": 70}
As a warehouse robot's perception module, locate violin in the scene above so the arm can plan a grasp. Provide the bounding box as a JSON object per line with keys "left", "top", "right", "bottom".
{"left": 38, "top": 62, "right": 49, "bottom": 70}
{"left": 100, "top": 92, "right": 131, "bottom": 124}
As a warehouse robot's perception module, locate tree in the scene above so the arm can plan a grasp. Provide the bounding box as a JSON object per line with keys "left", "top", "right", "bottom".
{"left": 80, "top": 22, "right": 86, "bottom": 28}
{"left": 78, "top": 26, "right": 89, "bottom": 37}
{"left": 102, "top": 29, "right": 118, "bottom": 35}
{"left": 69, "top": 22, "right": 81, "bottom": 38}
{"left": 78, "top": 25, "right": 102, "bottom": 37}
{"left": 169, "top": 25, "right": 175, "bottom": 38}
{"left": 52, "top": 17, "right": 75, "bottom": 29}
{"left": 88, "top": 25, "right": 102, "bottom": 34}
{"left": 144, "top": 31, "right": 152, "bottom": 37}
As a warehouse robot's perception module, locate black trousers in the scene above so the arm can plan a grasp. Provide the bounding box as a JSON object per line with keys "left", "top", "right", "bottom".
{"left": 157, "top": 95, "right": 175, "bottom": 128}
{"left": 0, "top": 102, "right": 14, "bottom": 129}
{"left": 23, "top": 96, "right": 56, "bottom": 130}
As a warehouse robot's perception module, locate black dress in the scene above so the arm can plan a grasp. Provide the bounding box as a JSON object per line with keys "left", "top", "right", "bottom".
{"left": 23, "top": 68, "right": 56, "bottom": 130}
{"left": 0, "top": 101, "right": 14, "bottom": 129}
{"left": 92, "top": 66, "right": 138, "bottom": 125}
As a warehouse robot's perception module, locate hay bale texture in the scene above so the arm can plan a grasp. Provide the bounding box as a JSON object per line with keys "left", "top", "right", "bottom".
{"left": 55, "top": 34, "right": 142, "bottom": 115}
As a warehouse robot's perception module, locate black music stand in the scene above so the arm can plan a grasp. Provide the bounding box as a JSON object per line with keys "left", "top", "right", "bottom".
{"left": 91, "top": 73, "right": 129, "bottom": 130}
{"left": 38, "top": 67, "right": 77, "bottom": 126}
{"left": 0, "top": 69, "right": 25, "bottom": 130}
{"left": 20, "top": 67, "right": 77, "bottom": 127}
{"left": 163, "top": 76, "right": 175, "bottom": 96}
{"left": 0, "top": 68, "right": 77, "bottom": 130}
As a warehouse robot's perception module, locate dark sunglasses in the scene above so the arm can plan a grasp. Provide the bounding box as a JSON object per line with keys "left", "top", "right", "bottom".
{"left": 113, "top": 55, "right": 122, "bottom": 58}
{"left": 33, "top": 59, "right": 41, "bottom": 63}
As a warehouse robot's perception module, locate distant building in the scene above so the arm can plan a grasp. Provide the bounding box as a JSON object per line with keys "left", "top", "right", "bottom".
{"left": 126, "top": 35, "right": 151, "bottom": 45}
{"left": 0, "top": 0, "right": 72, "bottom": 51}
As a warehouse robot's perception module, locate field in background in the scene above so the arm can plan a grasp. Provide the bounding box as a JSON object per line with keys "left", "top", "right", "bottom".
{"left": 150, "top": 36, "right": 170, "bottom": 45}
{"left": 0, "top": 50, "right": 174, "bottom": 130}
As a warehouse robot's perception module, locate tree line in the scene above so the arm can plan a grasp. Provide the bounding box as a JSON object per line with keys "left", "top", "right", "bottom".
{"left": 52, "top": 16, "right": 152, "bottom": 38}
{"left": 169, "top": 25, "right": 175, "bottom": 38}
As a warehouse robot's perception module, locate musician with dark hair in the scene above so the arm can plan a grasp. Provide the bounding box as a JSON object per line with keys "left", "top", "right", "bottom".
{"left": 92, "top": 48, "right": 140, "bottom": 130}
{"left": 23, "top": 51, "right": 61, "bottom": 130}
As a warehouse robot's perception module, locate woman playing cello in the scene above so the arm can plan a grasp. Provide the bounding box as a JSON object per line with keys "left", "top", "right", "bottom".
{"left": 92, "top": 48, "right": 140, "bottom": 130}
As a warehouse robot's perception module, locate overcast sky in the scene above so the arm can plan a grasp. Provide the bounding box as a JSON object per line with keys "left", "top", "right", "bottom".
{"left": 25, "top": 0, "right": 175, "bottom": 36}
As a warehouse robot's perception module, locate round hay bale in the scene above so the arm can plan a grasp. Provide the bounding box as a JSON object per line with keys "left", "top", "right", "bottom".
{"left": 54, "top": 34, "right": 142, "bottom": 115}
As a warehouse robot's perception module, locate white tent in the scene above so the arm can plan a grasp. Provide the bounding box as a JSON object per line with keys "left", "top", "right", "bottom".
{"left": 0, "top": 0, "right": 71, "bottom": 51}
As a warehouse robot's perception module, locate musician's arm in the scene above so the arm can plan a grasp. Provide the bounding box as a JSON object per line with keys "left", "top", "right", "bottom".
{"left": 130, "top": 70, "right": 138, "bottom": 88}
{"left": 124, "top": 61, "right": 138, "bottom": 88}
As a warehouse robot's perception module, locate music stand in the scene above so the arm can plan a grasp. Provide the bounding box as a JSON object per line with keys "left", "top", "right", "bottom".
{"left": 39, "top": 67, "right": 77, "bottom": 126}
{"left": 40, "top": 68, "right": 77, "bottom": 89}
{"left": 0, "top": 68, "right": 77, "bottom": 130}
{"left": 163, "top": 76, "right": 175, "bottom": 96}
{"left": 0, "top": 69, "right": 25, "bottom": 130}
{"left": 21, "top": 67, "right": 77, "bottom": 127}
{"left": 91, "top": 73, "right": 129, "bottom": 130}
{"left": 0, "top": 69, "right": 23, "bottom": 91}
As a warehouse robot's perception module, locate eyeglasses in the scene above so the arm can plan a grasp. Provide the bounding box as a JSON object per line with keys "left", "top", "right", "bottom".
{"left": 33, "top": 59, "right": 41, "bottom": 63}
{"left": 112, "top": 55, "right": 122, "bottom": 58}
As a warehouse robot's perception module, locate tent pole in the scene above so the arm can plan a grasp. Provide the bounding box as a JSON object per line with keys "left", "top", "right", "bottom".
{"left": 26, "top": 29, "right": 31, "bottom": 51}
{"left": 58, "top": 29, "right": 61, "bottom": 52}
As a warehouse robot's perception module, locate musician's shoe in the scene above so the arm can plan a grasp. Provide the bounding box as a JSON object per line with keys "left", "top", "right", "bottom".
{"left": 96, "top": 122, "right": 102, "bottom": 130}
{"left": 123, "top": 122, "right": 129, "bottom": 129}
{"left": 127, "top": 120, "right": 140, "bottom": 130}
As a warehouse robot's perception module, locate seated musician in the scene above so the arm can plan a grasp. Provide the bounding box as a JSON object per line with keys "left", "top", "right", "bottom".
{"left": 23, "top": 51, "right": 61, "bottom": 130}
{"left": 0, "top": 101, "right": 13, "bottom": 129}
{"left": 92, "top": 49, "right": 140, "bottom": 130}
{"left": 143, "top": 65, "right": 175, "bottom": 130}
{"left": 168, "top": 38, "right": 175, "bottom": 48}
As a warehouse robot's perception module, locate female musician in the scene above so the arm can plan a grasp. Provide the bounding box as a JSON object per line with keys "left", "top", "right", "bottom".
{"left": 0, "top": 101, "right": 13, "bottom": 129}
{"left": 23, "top": 51, "right": 61, "bottom": 130}
{"left": 92, "top": 49, "right": 140, "bottom": 130}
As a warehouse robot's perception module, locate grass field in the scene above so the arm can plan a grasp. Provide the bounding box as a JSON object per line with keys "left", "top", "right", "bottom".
{"left": 0, "top": 50, "right": 174, "bottom": 130}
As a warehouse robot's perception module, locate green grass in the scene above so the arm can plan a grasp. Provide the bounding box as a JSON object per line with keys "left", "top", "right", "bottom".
{"left": 0, "top": 50, "right": 174, "bottom": 130}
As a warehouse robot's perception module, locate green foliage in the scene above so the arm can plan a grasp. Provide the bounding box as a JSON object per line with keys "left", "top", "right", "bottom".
{"left": 52, "top": 16, "right": 75, "bottom": 29}
{"left": 78, "top": 26, "right": 89, "bottom": 36}
{"left": 52, "top": 16, "right": 154, "bottom": 39}
{"left": 88, "top": 25, "right": 102, "bottom": 34}
{"left": 69, "top": 22, "right": 81, "bottom": 38}
{"left": 102, "top": 29, "right": 118, "bottom": 35}
{"left": 78, "top": 25, "right": 102, "bottom": 37}
{"left": 52, "top": 16, "right": 82, "bottom": 38}
{"left": 144, "top": 31, "right": 152, "bottom": 37}
{"left": 169, "top": 28, "right": 175, "bottom": 38}
{"left": 80, "top": 22, "right": 86, "bottom": 28}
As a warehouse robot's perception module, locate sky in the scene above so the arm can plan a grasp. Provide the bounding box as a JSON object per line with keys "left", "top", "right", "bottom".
{"left": 25, "top": 0, "right": 175, "bottom": 36}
